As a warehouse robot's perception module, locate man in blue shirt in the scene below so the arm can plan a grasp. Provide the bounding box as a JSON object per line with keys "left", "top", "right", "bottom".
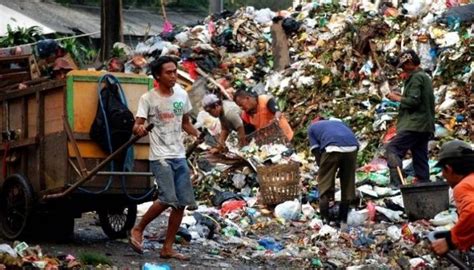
{"left": 308, "top": 119, "right": 359, "bottom": 225}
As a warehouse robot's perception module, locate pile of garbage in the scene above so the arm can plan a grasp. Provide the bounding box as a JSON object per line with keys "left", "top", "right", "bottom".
{"left": 113, "top": 0, "right": 473, "bottom": 163}
{"left": 136, "top": 1, "right": 471, "bottom": 268}
{"left": 0, "top": 241, "right": 81, "bottom": 269}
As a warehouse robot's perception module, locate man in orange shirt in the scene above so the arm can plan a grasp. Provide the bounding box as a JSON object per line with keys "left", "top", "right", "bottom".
{"left": 233, "top": 90, "right": 293, "bottom": 141}
{"left": 431, "top": 140, "right": 474, "bottom": 255}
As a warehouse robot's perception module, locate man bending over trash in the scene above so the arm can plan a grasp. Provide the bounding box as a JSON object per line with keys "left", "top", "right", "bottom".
{"left": 202, "top": 93, "right": 247, "bottom": 150}
{"left": 431, "top": 140, "right": 474, "bottom": 255}
{"left": 308, "top": 118, "right": 359, "bottom": 225}
{"left": 129, "top": 56, "right": 201, "bottom": 260}
{"left": 233, "top": 89, "right": 293, "bottom": 141}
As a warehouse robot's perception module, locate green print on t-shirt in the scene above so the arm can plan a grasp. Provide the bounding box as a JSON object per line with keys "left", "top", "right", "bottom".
{"left": 173, "top": 101, "right": 184, "bottom": 115}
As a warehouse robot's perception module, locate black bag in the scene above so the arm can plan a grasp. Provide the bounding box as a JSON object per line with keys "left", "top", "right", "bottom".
{"left": 90, "top": 77, "right": 134, "bottom": 154}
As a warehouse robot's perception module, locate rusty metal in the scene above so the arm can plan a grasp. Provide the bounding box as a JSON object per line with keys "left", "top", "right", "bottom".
{"left": 42, "top": 124, "right": 154, "bottom": 201}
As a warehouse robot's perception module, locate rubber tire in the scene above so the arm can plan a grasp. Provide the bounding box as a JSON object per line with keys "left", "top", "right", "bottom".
{"left": 98, "top": 204, "right": 137, "bottom": 239}
{"left": 0, "top": 174, "right": 34, "bottom": 240}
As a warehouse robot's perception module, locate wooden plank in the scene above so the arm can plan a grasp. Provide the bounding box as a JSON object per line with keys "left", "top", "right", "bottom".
{"left": 44, "top": 133, "right": 68, "bottom": 191}
{"left": 8, "top": 99, "right": 23, "bottom": 132}
{"left": 36, "top": 90, "right": 45, "bottom": 190}
{"left": 21, "top": 97, "right": 28, "bottom": 175}
{"left": 44, "top": 88, "right": 64, "bottom": 134}
{"left": 0, "top": 137, "right": 36, "bottom": 151}
{"left": 0, "top": 72, "right": 29, "bottom": 84}
{"left": 27, "top": 96, "right": 37, "bottom": 138}
{"left": 0, "top": 80, "right": 65, "bottom": 101}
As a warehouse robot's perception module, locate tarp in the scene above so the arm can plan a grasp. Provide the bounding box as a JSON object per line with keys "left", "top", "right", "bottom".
{"left": 0, "top": 4, "right": 54, "bottom": 36}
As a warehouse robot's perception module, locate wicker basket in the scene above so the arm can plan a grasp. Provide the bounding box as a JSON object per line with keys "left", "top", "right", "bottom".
{"left": 246, "top": 121, "right": 289, "bottom": 146}
{"left": 257, "top": 162, "right": 300, "bottom": 205}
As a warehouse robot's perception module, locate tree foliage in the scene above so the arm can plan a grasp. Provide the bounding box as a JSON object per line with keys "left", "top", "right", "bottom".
{"left": 0, "top": 25, "right": 43, "bottom": 47}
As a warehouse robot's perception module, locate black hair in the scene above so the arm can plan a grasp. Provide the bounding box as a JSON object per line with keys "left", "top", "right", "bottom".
{"left": 233, "top": 89, "right": 256, "bottom": 101}
{"left": 443, "top": 156, "right": 474, "bottom": 176}
{"left": 401, "top": 49, "right": 421, "bottom": 66}
{"left": 149, "top": 56, "right": 178, "bottom": 80}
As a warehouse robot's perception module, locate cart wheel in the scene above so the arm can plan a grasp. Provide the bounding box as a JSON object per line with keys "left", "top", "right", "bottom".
{"left": 0, "top": 174, "right": 34, "bottom": 240}
{"left": 98, "top": 204, "right": 137, "bottom": 239}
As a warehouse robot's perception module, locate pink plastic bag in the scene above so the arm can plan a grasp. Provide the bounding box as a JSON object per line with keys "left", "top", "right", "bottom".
{"left": 366, "top": 201, "right": 376, "bottom": 222}
{"left": 163, "top": 20, "right": 173, "bottom": 33}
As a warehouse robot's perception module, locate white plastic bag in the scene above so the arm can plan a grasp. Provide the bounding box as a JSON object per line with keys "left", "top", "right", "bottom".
{"left": 274, "top": 199, "right": 301, "bottom": 220}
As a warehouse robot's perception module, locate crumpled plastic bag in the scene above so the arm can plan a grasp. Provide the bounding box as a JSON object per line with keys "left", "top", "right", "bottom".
{"left": 254, "top": 8, "right": 275, "bottom": 24}
{"left": 375, "top": 206, "right": 403, "bottom": 222}
{"left": 274, "top": 199, "right": 301, "bottom": 220}
{"left": 302, "top": 203, "right": 315, "bottom": 219}
{"left": 347, "top": 209, "right": 369, "bottom": 226}
{"left": 430, "top": 210, "right": 458, "bottom": 226}
{"left": 232, "top": 173, "right": 246, "bottom": 189}
{"left": 0, "top": 243, "right": 17, "bottom": 258}
{"left": 387, "top": 225, "right": 401, "bottom": 241}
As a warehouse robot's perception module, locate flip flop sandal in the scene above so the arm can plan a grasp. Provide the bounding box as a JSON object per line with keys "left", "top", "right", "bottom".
{"left": 128, "top": 236, "right": 144, "bottom": 254}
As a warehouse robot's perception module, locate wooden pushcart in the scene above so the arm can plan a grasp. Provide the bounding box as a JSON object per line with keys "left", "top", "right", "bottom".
{"left": 0, "top": 70, "right": 155, "bottom": 240}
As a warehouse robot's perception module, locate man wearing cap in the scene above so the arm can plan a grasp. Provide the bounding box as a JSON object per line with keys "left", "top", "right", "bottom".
{"left": 52, "top": 57, "right": 75, "bottom": 79}
{"left": 431, "top": 140, "right": 474, "bottom": 255}
{"left": 202, "top": 94, "right": 247, "bottom": 150}
{"left": 233, "top": 89, "right": 294, "bottom": 141}
{"left": 308, "top": 118, "right": 359, "bottom": 225}
{"left": 385, "top": 50, "right": 435, "bottom": 186}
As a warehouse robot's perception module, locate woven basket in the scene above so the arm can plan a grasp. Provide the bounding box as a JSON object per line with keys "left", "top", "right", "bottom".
{"left": 257, "top": 162, "right": 300, "bottom": 205}
{"left": 246, "top": 121, "right": 289, "bottom": 146}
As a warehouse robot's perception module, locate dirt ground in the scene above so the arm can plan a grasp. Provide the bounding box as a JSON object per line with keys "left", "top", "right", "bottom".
{"left": 1, "top": 210, "right": 306, "bottom": 270}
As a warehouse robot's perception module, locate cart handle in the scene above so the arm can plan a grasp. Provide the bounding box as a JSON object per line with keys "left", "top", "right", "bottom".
{"left": 42, "top": 124, "right": 154, "bottom": 201}
{"left": 427, "top": 231, "right": 470, "bottom": 270}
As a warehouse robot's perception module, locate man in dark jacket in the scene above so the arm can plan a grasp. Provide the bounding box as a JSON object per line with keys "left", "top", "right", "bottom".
{"left": 385, "top": 50, "right": 435, "bottom": 186}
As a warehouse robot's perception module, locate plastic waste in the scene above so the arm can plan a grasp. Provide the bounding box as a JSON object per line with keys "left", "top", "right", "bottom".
{"left": 143, "top": 263, "right": 171, "bottom": 270}
{"left": 366, "top": 201, "right": 376, "bottom": 221}
{"left": 347, "top": 209, "right": 369, "bottom": 226}
{"left": 387, "top": 225, "right": 401, "bottom": 241}
{"left": 435, "top": 124, "right": 450, "bottom": 138}
{"left": 177, "top": 227, "right": 192, "bottom": 242}
{"left": 375, "top": 206, "right": 403, "bottom": 222}
{"left": 302, "top": 203, "right": 315, "bottom": 219}
{"left": 220, "top": 200, "right": 247, "bottom": 216}
{"left": 254, "top": 8, "right": 275, "bottom": 24}
{"left": 368, "top": 173, "right": 390, "bottom": 186}
{"left": 309, "top": 217, "right": 324, "bottom": 229}
{"left": 318, "top": 224, "right": 338, "bottom": 236}
{"left": 430, "top": 210, "right": 458, "bottom": 226}
{"left": 274, "top": 199, "right": 301, "bottom": 221}
{"left": 232, "top": 173, "right": 246, "bottom": 189}
{"left": 258, "top": 237, "right": 284, "bottom": 252}
{"left": 0, "top": 244, "right": 17, "bottom": 258}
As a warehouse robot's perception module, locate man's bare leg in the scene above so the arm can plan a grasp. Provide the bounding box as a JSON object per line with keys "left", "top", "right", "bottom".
{"left": 159, "top": 207, "right": 189, "bottom": 260}
{"left": 130, "top": 201, "right": 169, "bottom": 245}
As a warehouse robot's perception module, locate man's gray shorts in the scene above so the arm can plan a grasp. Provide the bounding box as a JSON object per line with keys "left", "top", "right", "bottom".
{"left": 150, "top": 158, "right": 196, "bottom": 209}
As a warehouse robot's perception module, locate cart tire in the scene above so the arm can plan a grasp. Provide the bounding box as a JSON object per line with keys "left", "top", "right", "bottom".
{"left": 0, "top": 174, "right": 34, "bottom": 240}
{"left": 98, "top": 204, "right": 137, "bottom": 239}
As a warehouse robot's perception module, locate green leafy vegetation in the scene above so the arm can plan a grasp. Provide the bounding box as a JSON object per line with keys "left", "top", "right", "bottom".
{"left": 0, "top": 25, "right": 43, "bottom": 47}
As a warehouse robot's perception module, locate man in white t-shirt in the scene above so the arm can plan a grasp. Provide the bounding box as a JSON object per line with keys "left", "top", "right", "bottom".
{"left": 129, "top": 56, "right": 200, "bottom": 260}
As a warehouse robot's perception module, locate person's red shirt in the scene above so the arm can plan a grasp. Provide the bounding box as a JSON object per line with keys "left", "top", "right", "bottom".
{"left": 451, "top": 172, "right": 474, "bottom": 251}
